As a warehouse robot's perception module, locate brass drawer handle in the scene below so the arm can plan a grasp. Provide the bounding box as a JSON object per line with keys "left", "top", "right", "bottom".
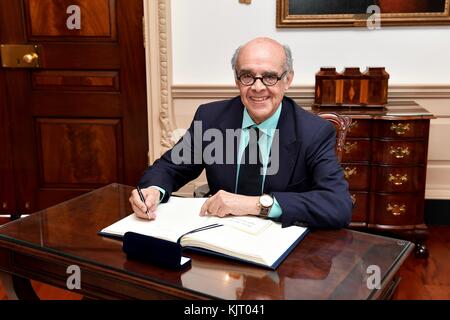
{"left": 2, "top": 202, "right": 7, "bottom": 209}
{"left": 25, "top": 202, "right": 31, "bottom": 210}
{"left": 388, "top": 173, "right": 408, "bottom": 186}
{"left": 344, "top": 167, "right": 357, "bottom": 179}
{"left": 390, "top": 123, "right": 410, "bottom": 135}
{"left": 386, "top": 203, "right": 406, "bottom": 216}
{"left": 344, "top": 141, "right": 358, "bottom": 154}
{"left": 389, "top": 146, "right": 410, "bottom": 159}
{"left": 351, "top": 194, "right": 357, "bottom": 205}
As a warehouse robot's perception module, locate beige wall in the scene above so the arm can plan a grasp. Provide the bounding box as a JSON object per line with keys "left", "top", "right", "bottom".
{"left": 171, "top": 0, "right": 450, "bottom": 85}
{"left": 170, "top": 85, "right": 450, "bottom": 199}
{"left": 144, "top": 0, "right": 450, "bottom": 199}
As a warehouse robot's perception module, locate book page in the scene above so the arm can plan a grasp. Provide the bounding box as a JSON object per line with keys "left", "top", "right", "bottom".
{"left": 101, "top": 197, "right": 273, "bottom": 240}
{"left": 100, "top": 196, "right": 307, "bottom": 267}
{"left": 219, "top": 216, "right": 272, "bottom": 235}
{"left": 181, "top": 223, "right": 307, "bottom": 267}
{"left": 100, "top": 197, "right": 216, "bottom": 242}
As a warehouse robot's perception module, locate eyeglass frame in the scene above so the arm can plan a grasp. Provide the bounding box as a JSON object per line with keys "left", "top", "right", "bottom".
{"left": 236, "top": 70, "right": 289, "bottom": 87}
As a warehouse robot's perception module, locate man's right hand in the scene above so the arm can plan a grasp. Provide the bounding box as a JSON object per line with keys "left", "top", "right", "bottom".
{"left": 129, "top": 187, "right": 161, "bottom": 220}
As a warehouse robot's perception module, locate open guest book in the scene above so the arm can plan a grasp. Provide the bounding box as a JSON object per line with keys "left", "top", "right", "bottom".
{"left": 99, "top": 197, "right": 308, "bottom": 269}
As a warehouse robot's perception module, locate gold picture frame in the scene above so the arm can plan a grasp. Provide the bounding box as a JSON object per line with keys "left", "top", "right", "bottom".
{"left": 277, "top": 0, "right": 450, "bottom": 28}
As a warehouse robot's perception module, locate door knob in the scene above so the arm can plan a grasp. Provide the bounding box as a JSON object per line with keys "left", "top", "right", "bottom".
{"left": 23, "top": 52, "right": 39, "bottom": 64}
{"left": 1, "top": 44, "right": 41, "bottom": 68}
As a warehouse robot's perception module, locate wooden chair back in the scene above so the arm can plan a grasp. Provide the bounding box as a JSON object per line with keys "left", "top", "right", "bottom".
{"left": 316, "top": 112, "right": 352, "bottom": 163}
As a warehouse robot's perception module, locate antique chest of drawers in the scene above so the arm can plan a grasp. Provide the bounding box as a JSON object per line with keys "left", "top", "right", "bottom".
{"left": 312, "top": 101, "right": 434, "bottom": 257}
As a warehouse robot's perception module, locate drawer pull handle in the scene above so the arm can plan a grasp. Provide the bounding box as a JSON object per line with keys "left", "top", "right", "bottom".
{"left": 344, "top": 141, "right": 358, "bottom": 154}
{"left": 344, "top": 167, "right": 357, "bottom": 179}
{"left": 2, "top": 202, "right": 7, "bottom": 209}
{"left": 389, "top": 146, "right": 410, "bottom": 159}
{"left": 388, "top": 173, "right": 408, "bottom": 186}
{"left": 390, "top": 123, "right": 410, "bottom": 135}
{"left": 351, "top": 194, "right": 357, "bottom": 205}
{"left": 386, "top": 203, "right": 406, "bottom": 216}
{"left": 25, "top": 202, "right": 30, "bottom": 210}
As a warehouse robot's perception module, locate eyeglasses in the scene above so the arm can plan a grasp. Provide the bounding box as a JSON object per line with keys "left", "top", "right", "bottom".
{"left": 236, "top": 71, "right": 288, "bottom": 87}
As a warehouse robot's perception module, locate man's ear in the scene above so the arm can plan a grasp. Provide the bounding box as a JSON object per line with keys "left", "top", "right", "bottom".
{"left": 284, "top": 71, "right": 294, "bottom": 90}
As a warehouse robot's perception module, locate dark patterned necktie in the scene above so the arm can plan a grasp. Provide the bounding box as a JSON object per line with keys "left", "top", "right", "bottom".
{"left": 236, "top": 127, "right": 263, "bottom": 196}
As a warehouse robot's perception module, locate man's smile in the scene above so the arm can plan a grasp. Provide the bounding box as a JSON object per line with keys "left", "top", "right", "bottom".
{"left": 249, "top": 96, "right": 270, "bottom": 102}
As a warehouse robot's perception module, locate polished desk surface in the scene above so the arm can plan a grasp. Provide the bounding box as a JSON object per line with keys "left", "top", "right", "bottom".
{"left": 0, "top": 184, "right": 413, "bottom": 300}
{"left": 308, "top": 100, "right": 434, "bottom": 120}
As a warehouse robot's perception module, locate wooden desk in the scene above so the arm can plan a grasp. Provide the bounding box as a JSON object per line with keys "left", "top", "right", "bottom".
{"left": 0, "top": 184, "right": 413, "bottom": 300}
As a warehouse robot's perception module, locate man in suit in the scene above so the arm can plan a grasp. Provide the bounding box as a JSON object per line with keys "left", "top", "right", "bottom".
{"left": 129, "top": 37, "right": 352, "bottom": 229}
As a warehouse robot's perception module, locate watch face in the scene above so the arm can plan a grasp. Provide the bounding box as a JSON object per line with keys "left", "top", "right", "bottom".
{"left": 260, "top": 194, "right": 274, "bottom": 207}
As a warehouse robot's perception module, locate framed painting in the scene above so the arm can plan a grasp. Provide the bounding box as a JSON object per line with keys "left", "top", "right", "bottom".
{"left": 277, "top": 0, "right": 450, "bottom": 27}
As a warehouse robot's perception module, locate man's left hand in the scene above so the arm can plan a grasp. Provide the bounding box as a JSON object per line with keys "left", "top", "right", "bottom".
{"left": 199, "top": 190, "right": 259, "bottom": 217}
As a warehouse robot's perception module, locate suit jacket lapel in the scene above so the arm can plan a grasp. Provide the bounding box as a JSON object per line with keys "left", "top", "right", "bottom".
{"left": 216, "top": 97, "right": 245, "bottom": 193}
{"left": 264, "top": 97, "right": 299, "bottom": 193}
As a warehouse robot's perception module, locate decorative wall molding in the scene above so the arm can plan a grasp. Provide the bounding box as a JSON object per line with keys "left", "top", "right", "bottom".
{"left": 157, "top": 0, "right": 175, "bottom": 150}
{"left": 426, "top": 160, "right": 450, "bottom": 199}
{"left": 144, "top": 0, "right": 176, "bottom": 161}
{"left": 172, "top": 84, "right": 450, "bottom": 99}
{"left": 426, "top": 189, "right": 450, "bottom": 199}
{"left": 388, "top": 85, "right": 450, "bottom": 99}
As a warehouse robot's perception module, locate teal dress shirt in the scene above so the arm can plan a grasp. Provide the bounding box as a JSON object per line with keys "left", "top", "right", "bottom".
{"left": 234, "top": 104, "right": 283, "bottom": 218}
{"left": 152, "top": 104, "right": 284, "bottom": 218}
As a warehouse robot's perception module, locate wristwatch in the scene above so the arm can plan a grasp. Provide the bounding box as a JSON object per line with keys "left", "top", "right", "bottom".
{"left": 258, "top": 194, "right": 274, "bottom": 218}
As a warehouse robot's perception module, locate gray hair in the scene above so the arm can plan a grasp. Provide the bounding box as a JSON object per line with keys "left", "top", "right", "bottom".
{"left": 231, "top": 44, "right": 294, "bottom": 74}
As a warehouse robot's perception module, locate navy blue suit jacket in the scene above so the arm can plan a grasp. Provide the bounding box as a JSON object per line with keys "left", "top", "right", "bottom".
{"left": 139, "top": 96, "right": 352, "bottom": 229}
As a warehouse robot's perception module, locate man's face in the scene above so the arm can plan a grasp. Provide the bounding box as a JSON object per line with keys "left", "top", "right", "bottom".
{"left": 235, "top": 41, "right": 293, "bottom": 124}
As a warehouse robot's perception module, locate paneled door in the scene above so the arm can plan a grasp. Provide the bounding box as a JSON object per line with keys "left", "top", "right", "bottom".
{"left": 0, "top": 0, "right": 148, "bottom": 218}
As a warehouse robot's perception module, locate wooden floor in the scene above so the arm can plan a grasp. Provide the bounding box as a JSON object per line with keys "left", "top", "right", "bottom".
{"left": 395, "top": 226, "right": 450, "bottom": 299}
{"left": 0, "top": 216, "right": 448, "bottom": 299}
